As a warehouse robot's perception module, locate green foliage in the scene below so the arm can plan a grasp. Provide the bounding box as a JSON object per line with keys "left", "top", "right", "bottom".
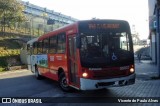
{"left": 0, "top": 57, "right": 8, "bottom": 67}
{"left": 0, "top": 0, "right": 26, "bottom": 28}
{"left": 0, "top": 37, "right": 21, "bottom": 69}
{"left": 0, "top": 49, "right": 20, "bottom": 57}
{"left": 0, "top": 67, "right": 5, "bottom": 72}
{"left": 0, "top": 38, "right": 22, "bottom": 67}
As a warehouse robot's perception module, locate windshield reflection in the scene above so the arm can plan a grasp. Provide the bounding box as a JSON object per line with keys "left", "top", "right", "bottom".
{"left": 79, "top": 32, "right": 133, "bottom": 68}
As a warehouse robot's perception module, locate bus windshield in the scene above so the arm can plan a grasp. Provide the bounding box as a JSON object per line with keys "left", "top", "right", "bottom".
{"left": 79, "top": 31, "right": 133, "bottom": 68}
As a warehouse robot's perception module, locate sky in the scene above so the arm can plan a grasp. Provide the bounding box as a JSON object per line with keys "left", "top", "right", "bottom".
{"left": 22, "top": 0, "right": 149, "bottom": 40}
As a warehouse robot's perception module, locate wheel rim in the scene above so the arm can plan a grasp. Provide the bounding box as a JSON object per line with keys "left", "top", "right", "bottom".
{"left": 61, "top": 77, "right": 68, "bottom": 88}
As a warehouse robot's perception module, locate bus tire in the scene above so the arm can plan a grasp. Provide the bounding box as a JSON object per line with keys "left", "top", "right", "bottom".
{"left": 35, "top": 67, "right": 42, "bottom": 80}
{"left": 59, "top": 73, "right": 71, "bottom": 92}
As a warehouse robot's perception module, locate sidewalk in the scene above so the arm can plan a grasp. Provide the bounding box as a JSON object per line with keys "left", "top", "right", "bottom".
{"left": 135, "top": 59, "right": 159, "bottom": 80}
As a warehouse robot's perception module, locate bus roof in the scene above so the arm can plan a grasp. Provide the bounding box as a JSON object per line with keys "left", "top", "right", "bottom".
{"left": 27, "top": 37, "right": 39, "bottom": 45}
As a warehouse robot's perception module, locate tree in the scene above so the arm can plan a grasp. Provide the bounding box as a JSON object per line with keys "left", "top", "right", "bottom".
{"left": 0, "top": 0, "right": 26, "bottom": 35}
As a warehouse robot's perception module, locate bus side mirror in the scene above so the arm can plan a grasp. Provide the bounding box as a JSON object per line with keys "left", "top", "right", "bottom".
{"left": 76, "top": 36, "right": 81, "bottom": 48}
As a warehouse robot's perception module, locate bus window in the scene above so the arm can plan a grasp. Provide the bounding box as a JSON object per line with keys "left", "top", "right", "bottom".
{"left": 43, "top": 38, "right": 49, "bottom": 54}
{"left": 37, "top": 41, "right": 43, "bottom": 54}
{"left": 33, "top": 42, "right": 37, "bottom": 54}
{"left": 57, "top": 33, "right": 66, "bottom": 53}
{"left": 120, "top": 32, "right": 129, "bottom": 51}
{"left": 49, "top": 36, "right": 57, "bottom": 54}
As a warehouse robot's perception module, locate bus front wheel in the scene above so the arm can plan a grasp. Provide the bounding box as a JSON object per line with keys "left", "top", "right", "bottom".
{"left": 59, "top": 73, "right": 71, "bottom": 92}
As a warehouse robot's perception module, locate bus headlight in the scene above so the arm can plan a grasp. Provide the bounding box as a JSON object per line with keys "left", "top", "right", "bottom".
{"left": 130, "top": 68, "right": 134, "bottom": 73}
{"left": 82, "top": 72, "right": 88, "bottom": 78}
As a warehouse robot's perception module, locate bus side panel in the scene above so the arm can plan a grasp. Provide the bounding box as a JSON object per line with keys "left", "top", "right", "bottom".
{"left": 36, "top": 54, "right": 48, "bottom": 75}
{"left": 38, "top": 67, "right": 44, "bottom": 74}
{"left": 47, "top": 54, "right": 58, "bottom": 81}
{"left": 41, "top": 68, "right": 51, "bottom": 78}
{"left": 48, "top": 54, "right": 68, "bottom": 81}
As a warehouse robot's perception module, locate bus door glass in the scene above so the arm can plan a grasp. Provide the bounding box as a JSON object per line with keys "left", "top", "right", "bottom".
{"left": 68, "top": 34, "right": 79, "bottom": 85}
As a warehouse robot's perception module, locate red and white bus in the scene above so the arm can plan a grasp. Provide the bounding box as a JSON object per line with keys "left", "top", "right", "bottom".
{"left": 26, "top": 19, "right": 135, "bottom": 91}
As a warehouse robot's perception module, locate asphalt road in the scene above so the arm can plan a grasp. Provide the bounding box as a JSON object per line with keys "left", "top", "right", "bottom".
{"left": 0, "top": 70, "right": 63, "bottom": 97}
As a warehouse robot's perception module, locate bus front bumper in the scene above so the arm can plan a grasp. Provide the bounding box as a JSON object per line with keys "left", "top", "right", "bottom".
{"left": 80, "top": 73, "right": 135, "bottom": 90}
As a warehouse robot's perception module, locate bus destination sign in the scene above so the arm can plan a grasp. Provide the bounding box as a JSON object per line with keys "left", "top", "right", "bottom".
{"left": 88, "top": 24, "right": 120, "bottom": 29}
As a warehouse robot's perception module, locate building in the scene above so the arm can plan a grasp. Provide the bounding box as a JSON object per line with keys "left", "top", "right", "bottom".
{"left": 148, "top": 0, "right": 157, "bottom": 63}
{"left": 148, "top": 0, "right": 160, "bottom": 77}
{"left": 20, "top": 1, "right": 78, "bottom": 36}
{"left": 21, "top": 1, "right": 77, "bottom": 24}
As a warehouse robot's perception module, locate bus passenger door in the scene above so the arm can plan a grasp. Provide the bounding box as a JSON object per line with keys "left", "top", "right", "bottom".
{"left": 68, "top": 35, "right": 79, "bottom": 86}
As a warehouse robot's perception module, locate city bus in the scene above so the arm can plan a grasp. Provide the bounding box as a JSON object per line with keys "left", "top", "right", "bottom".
{"left": 26, "top": 19, "right": 135, "bottom": 91}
